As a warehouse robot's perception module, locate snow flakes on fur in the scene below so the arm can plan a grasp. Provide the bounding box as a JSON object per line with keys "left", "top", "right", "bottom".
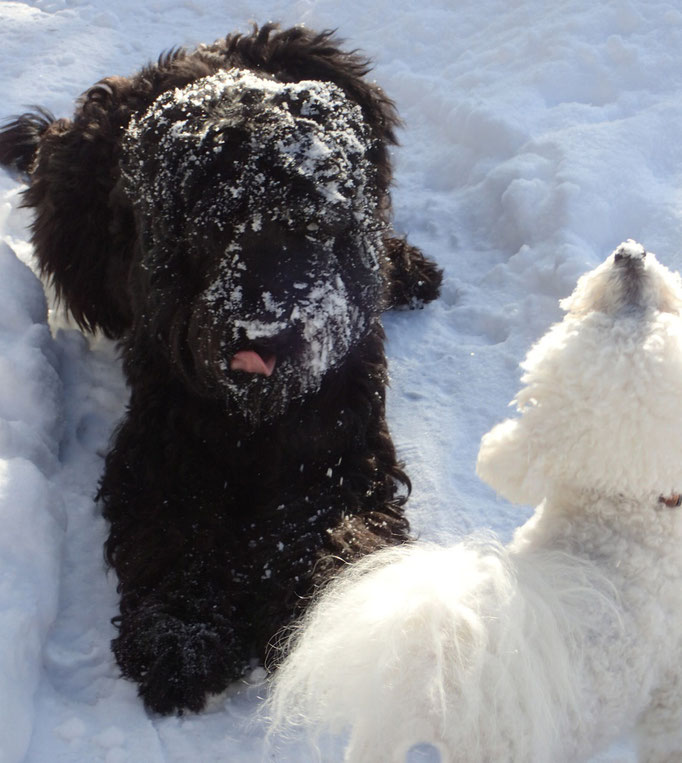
{"left": 120, "top": 68, "right": 385, "bottom": 418}
{"left": 122, "top": 70, "right": 380, "bottom": 246}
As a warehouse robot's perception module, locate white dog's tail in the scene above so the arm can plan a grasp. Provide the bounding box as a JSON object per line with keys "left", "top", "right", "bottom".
{"left": 265, "top": 539, "right": 621, "bottom": 762}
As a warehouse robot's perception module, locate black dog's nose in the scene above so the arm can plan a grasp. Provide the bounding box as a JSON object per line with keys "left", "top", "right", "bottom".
{"left": 614, "top": 242, "right": 646, "bottom": 264}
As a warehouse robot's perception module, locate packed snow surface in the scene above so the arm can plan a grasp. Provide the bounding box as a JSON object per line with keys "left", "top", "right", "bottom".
{"left": 2, "top": 0, "right": 682, "bottom": 760}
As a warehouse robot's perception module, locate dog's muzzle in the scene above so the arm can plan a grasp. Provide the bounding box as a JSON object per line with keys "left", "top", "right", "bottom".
{"left": 614, "top": 242, "right": 646, "bottom": 266}
{"left": 612, "top": 241, "right": 647, "bottom": 309}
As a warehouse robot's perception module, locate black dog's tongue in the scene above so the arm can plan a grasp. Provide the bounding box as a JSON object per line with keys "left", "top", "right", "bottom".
{"left": 230, "top": 350, "right": 276, "bottom": 376}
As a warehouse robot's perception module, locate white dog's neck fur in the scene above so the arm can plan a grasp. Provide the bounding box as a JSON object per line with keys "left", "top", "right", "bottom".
{"left": 513, "top": 490, "right": 682, "bottom": 560}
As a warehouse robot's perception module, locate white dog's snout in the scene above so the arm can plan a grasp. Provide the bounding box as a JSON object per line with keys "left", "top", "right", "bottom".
{"left": 613, "top": 240, "right": 646, "bottom": 264}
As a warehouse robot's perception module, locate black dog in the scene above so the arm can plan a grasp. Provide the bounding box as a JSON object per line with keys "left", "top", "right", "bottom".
{"left": 0, "top": 24, "right": 441, "bottom": 714}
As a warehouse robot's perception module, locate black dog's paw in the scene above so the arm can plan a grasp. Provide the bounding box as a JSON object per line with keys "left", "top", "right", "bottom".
{"left": 383, "top": 236, "right": 443, "bottom": 309}
{"left": 113, "top": 608, "right": 247, "bottom": 715}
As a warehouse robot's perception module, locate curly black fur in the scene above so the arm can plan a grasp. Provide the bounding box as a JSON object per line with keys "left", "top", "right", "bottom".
{"left": 0, "top": 24, "right": 442, "bottom": 714}
{"left": 0, "top": 107, "right": 55, "bottom": 173}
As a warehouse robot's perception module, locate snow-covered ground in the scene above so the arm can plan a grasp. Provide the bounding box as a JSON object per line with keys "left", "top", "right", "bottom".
{"left": 2, "top": 0, "right": 681, "bottom": 759}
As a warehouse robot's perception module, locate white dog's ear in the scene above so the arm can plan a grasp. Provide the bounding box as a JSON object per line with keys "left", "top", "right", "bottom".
{"left": 476, "top": 417, "right": 546, "bottom": 506}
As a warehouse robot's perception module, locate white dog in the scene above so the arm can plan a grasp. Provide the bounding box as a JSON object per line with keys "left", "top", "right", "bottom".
{"left": 266, "top": 241, "right": 682, "bottom": 763}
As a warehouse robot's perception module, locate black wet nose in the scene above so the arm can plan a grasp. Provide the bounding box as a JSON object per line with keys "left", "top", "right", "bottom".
{"left": 614, "top": 244, "right": 646, "bottom": 264}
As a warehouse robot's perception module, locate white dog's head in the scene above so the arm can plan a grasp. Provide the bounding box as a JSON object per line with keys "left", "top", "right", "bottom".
{"left": 477, "top": 241, "right": 682, "bottom": 506}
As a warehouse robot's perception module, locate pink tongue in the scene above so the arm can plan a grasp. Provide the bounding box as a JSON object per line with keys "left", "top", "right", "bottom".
{"left": 230, "top": 350, "right": 276, "bottom": 377}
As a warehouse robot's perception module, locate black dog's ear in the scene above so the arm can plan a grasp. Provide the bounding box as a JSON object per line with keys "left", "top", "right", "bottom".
{"left": 0, "top": 58, "right": 216, "bottom": 339}
{"left": 0, "top": 108, "right": 56, "bottom": 174}
{"left": 1, "top": 85, "right": 137, "bottom": 338}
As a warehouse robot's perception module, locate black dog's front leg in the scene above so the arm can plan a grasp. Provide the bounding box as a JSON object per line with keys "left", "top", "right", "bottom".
{"left": 99, "top": 410, "right": 251, "bottom": 715}
{"left": 111, "top": 555, "right": 249, "bottom": 715}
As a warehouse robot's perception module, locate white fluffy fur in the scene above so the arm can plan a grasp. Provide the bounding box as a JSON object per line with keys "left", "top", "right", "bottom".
{"left": 266, "top": 241, "right": 682, "bottom": 762}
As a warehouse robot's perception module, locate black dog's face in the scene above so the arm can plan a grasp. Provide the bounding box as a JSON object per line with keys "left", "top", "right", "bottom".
{"left": 121, "top": 70, "right": 385, "bottom": 421}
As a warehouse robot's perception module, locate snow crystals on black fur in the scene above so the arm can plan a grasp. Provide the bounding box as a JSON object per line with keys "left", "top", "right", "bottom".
{"left": 121, "top": 68, "right": 385, "bottom": 416}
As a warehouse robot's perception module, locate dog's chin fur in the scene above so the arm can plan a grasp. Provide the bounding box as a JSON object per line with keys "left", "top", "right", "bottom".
{"left": 266, "top": 241, "right": 682, "bottom": 762}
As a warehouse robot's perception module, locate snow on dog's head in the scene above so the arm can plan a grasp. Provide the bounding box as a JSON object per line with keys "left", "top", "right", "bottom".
{"left": 477, "top": 241, "right": 682, "bottom": 506}
{"left": 120, "top": 69, "right": 385, "bottom": 424}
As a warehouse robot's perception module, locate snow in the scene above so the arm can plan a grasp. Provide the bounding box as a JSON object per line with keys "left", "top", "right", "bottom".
{"left": 1, "top": 0, "right": 680, "bottom": 759}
